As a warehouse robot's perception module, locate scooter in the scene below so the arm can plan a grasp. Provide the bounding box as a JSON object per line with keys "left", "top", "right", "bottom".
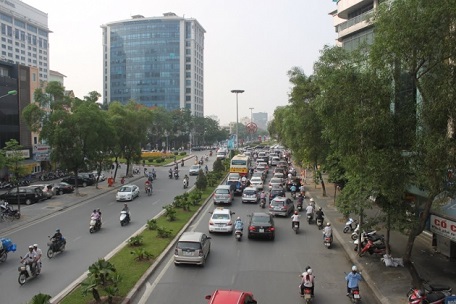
{"left": 145, "top": 185, "right": 152, "bottom": 196}
{"left": 343, "top": 218, "right": 358, "bottom": 233}
{"left": 407, "top": 288, "right": 447, "bottom": 304}
{"left": 89, "top": 217, "right": 102, "bottom": 233}
{"left": 120, "top": 210, "right": 130, "bottom": 226}
{"left": 0, "top": 201, "right": 20, "bottom": 219}
{"left": 235, "top": 229, "right": 243, "bottom": 241}
{"left": 323, "top": 233, "right": 332, "bottom": 248}
{"left": 352, "top": 228, "right": 376, "bottom": 241}
{"left": 183, "top": 178, "right": 189, "bottom": 189}
{"left": 0, "top": 237, "right": 16, "bottom": 263}
{"left": 174, "top": 171, "right": 179, "bottom": 180}
{"left": 292, "top": 221, "right": 299, "bottom": 234}
{"left": 297, "top": 196, "right": 304, "bottom": 211}
{"left": 348, "top": 286, "right": 361, "bottom": 304}
{"left": 18, "top": 260, "right": 39, "bottom": 285}
{"left": 316, "top": 218, "right": 324, "bottom": 230}
{"left": 301, "top": 286, "right": 313, "bottom": 304}
{"left": 168, "top": 171, "right": 173, "bottom": 179}
{"left": 306, "top": 213, "right": 313, "bottom": 224}
{"left": 358, "top": 238, "right": 387, "bottom": 257}
{"left": 47, "top": 236, "right": 66, "bottom": 258}
{"left": 354, "top": 232, "right": 384, "bottom": 251}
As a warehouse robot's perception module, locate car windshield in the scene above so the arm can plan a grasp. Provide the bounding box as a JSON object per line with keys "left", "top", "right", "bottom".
{"left": 177, "top": 242, "right": 201, "bottom": 250}
{"left": 190, "top": 166, "right": 199, "bottom": 170}
{"left": 271, "top": 200, "right": 285, "bottom": 206}
{"left": 252, "top": 215, "right": 271, "bottom": 224}
{"left": 119, "top": 187, "right": 132, "bottom": 192}
{"left": 216, "top": 189, "right": 229, "bottom": 194}
{"left": 212, "top": 214, "right": 230, "bottom": 220}
{"left": 270, "top": 178, "right": 281, "bottom": 184}
{"left": 244, "top": 190, "right": 256, "bottom": 195}
{"left": 251, "top": 177, "right": 261, "bottom": 182}
{"left": 271, "top": 189, "right": 283, "bottom": 194}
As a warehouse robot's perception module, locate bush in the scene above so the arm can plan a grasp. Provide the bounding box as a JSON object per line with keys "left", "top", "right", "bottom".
{"left": 127, "top": 235, "right": 143, "bottom": 247}
{"left": 179, "top": 152, "right": 187, "bottom": 156}
{"left": 147, "top": 219, "right": 158, "bottom": 230}
{"left": 163, "top": 204, "right": 177, "bottom": 221}
{"left": 174, "top": 152, "right": 179, "bottom": 156}
{"left": 147, "top": 158, "right": 154, "bottom": 163}
{"left": 130, "top": 248, "right": 154, "bottom": 261}
{"left": 213, "top": 159, "right": 224, "bottom": 172}
{"left": 195, "top": 170, "right": 207, "bottom": 191}
{"left": 157, "top": 226, "right": 172, "bottom": 238}
{"left": 155, "top": 158, "right": 165, "bottom": 163}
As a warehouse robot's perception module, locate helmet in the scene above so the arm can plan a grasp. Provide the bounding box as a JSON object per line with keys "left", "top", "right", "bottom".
{"left": 97, "top": 209, "right": 101, "bottom": 212}
{"left": 294, "top": 211, "right": 298, "bottom": 215}
{"left": 33, "top": 244, "right": 38, "bottom": 248}
{"left": 352, "top": 265, "right": 357, "bottom": 272}
{"left": 28, "top": 245, "right": 33, "bottom": 249}
{"left": 302, "top": 271, "right": 308, "bottom": 277}
{"left": 56, "top": 229, "right": 60, "bottom": 232}
{"left": 310, "top": 198, "right": 314, "bottom": 202}
{"left": 237, "top": 217, "right": 241, "bottom": 220}
{"left": 318, "top": 207, "right": 322, "bottom": 211}
{"left": 124, "top": 203, "right": 128, "bottom": 206}
{"left": 327, "top": 222, "right": 331, "bottom": 226}
{"left": 307, "top": 268, "right": 312, "bottom": 275}
{"left": 93, "top": 209, "right": 97, "bottom": 213}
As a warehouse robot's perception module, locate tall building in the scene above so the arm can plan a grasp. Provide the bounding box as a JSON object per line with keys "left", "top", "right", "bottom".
{"left": 331, "top": 0, "right": 377, "bottom": 50}
{"left": 102, "top": 13, "right": 205, "bottom": 117}
{"left": 0, "top": 0, "right": 50, "bottom": 81}
{"left": 252, "top": 112, "right": 268, "bottom": 131}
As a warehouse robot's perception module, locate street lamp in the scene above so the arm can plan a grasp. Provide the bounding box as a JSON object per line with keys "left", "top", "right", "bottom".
{"left": 0, "top": 90, "right": 17, "bottom": 99}
{"left": 249, "top": 107, "right": 254, "bottom": 142}
{"left": 231, "top": 90, "right": 244, "bottom": 149}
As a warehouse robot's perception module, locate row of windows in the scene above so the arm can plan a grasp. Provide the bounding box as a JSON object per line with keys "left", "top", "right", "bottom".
{"left": 0, "top": 13, "right": 48, "bottom": 36}
{"left": 1, "top": 23, "right": 48, "bottom": 48}
{"left": 1, "top": 45, "right": 47, "bottom": 60}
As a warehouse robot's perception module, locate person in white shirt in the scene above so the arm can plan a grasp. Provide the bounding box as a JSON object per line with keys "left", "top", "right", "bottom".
{"left": 291, "top": 211, "right": 301, "bottom": 228}
{"left": 33, "top": 244, "right": 42, "bottom": 274}
{"left": 323, "top": 222, "right": 333, "bottom": 240}
{"left": 21, "top": 246, "right": 37, "bottom": 276}
{"left": 305, "top": 203, "right": 314, "bottom": 219}
{"left": 300, "top": 270, "right": 315, "bottom": 296}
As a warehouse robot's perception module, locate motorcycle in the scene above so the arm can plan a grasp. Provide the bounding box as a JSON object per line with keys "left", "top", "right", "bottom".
{"left": 174, "top": 171, "right": 179, "bottom": 180}
{"left": 407, "top": 288, "right": 448, "bottom": 304}
{"left": 18, "top": 260, "right": 39, "bottom": 285}
{"left": 89, "top": 216, "right": 102, "bottom": 233}
{"left": 146, "top": 185, "right": 152, "bottom": 196}
{"left": 301, "top": 286, "right": 313, "bottom": 304}
{"left": 181, "top": 160, "right": 184, "bottom": 167}
{"left": 235, "top": 229, "right": 243, "bottom": 241}
{"left": 348, "top": 286, "right": 361, "bottom": 304}
{"left": 0, "top": 201, "right": 20, "bottom": 219}
{"left": 316, "top": 218, "right": 324, "bottom": 230}
{"left": 260, "top": 198, "right": 266, "bottom": 208}
{"left": 120, "top": 210, "right": 130, "bottom": 226}
{"left": 352, "top": 228, "right": 375, "bottom": 241}
{"left": 183, "top": 178, "right": 189, "bottom": 189}
{"left": 354, "top": 232, "right": 384, "bottom": 251}
{"left": 0, "top": 237, "right": 17, "bottom": 263}
{"left": 306, "top": 213, "right": 313, "bottom": 224}
{"left": 343, "top": 218, "right": 358, "bottom": 233}
{"left": 47, "top": 236, "right": 66, "bottom": 258}
{"left": 292, "top": 221, "right": 299, "bottom": 234}
{"left": 323, "top": 233, "right": 332, "bottom": 248}
{"left": 169, "top": 171, "right": 173, "bottom": 179}
{"left": 358, "top": 238, "right": 387, "bottom": 257}
{"left": 209, "top": 151, "right": 213, "bottom": 156}
{"left": 205, "top": 156, "right": 209, "bottom": 162}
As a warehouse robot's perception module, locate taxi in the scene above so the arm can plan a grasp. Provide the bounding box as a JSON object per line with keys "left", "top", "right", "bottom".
{"left": 208, "top": 207, "right": 235, "bottom": 233}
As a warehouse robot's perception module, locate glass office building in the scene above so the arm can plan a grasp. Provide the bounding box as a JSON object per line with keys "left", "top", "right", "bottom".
{"left": 102, "top": 13, "right": 205, "bottom": 117}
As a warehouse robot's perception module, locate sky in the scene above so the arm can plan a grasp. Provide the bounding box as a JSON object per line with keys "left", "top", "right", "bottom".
{"left": 24, "top": 0, "right": 336, "bottom": 126}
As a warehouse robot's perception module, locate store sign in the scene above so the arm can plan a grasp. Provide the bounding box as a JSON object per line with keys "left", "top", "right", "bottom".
{"left": 430, "top": 215, "right": 456, "bottom": 242}
{"left": 5, "top": 149, "right": 30, "bottom": 158}
{"left": 33, "top": 144, "right": 50, "bottom": 153}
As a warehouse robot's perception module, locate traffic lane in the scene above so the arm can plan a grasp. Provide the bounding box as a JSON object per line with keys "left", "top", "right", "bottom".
{"left": 0, "top": 164, "right": 207, "bottom": 304}
{"left": 140, "top": 193, "right": 358, "bottom": 304}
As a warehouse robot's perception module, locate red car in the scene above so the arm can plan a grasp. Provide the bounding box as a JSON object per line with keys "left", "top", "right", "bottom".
{"left": 205, "top": 289, "right": 257, "bottom": 304}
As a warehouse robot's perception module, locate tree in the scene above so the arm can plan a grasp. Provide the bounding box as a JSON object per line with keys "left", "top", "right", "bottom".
{"left": 195, "top": 169, "right": 207, "bottom": 191}
{"left": 82, "top": 259, "right": 120, "bottom": 304}
{"left": 28, "top": 293, "right": 51, "bottom": 304}
{"left": 369, "top": 0, "right": 456, "bottom": 287}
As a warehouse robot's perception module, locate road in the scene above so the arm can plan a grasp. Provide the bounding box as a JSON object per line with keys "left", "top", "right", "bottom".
{"left": 134, "top": 170, "right": 380, "bottom": 304}
{"left": 0, "top": 151, "right": 210, "bottom": 304}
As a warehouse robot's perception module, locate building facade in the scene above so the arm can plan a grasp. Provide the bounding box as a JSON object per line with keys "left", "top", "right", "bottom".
{"left": 0, "top": 0, "right": 50, "bottom": 81}
{"left": 102, "top": 13, "right": 205, "bottom": 117}
{"left": 252, "top": 112, "right": 268, "bottom": 131}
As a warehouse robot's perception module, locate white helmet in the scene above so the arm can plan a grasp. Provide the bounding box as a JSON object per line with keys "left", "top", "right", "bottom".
{"left": 310, "top": 198, "right": 314, "bottom": 202}
{"left": 307, "top": 268, "right": 312, "bottom": 275}
{"left": 237, "top": 217, "right": 241, "bottom": 221}
{"left": 352, "top": 265, "right": 358, "bottom": 272}
{"left": 327, "top": 222, "right": 331, "bottom": 226}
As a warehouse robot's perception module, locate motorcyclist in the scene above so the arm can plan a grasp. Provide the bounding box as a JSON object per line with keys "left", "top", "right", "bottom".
{"left": 300, "top": 270, "right": 314, "bottom": 297}
{"left": 345, "top": 265, "right": 362, "bottom": 296}
{"left": 315, "top": 207, "right": 325, "bottom": 221}
{"left": 145, "top": 179, "right": 152, "bottom": 194}
{"left": 122, "top": 203, "right": 130, "bottom": 221}
{"left": 290, "top": 184, "right": 297, "bottom": 195}
{"left": 291, "top": 211, "right": 301, "bottom": 229}
{"left": 21, "top": 245, "right": 37, "bottom": 277}
{"left": 305, "top": 203, "right": 314, "bottom": 220}
{"left": 51, "top": 229, "right": 65, "bottom": 249}
{"left": 234, "top": 217, "right": 244, "bottom": 231}
{"left": 299, "top": 184, "right": 305, "bottom": 196}
{"left": 204, "top": 165, "right": 208, "bottom": 174}
{"left": 309, "top": 197, "right": 316, "bottom": 209}
{"left": 168, "top": 168, "right": 173, "bottom": 178}
{"left": 91, "top": 209, "right": 101, "bottom": 229}
{"left": 33, "top": 244, "right": 42, "bottom": 274}
{"left": 183, "top": 174, "right": 189, "bottom": 187}
{"left": 174, "top": 167, "right": 179, "bottom": 178}
{"left": 323, "top": 222, "right": 333, "bottom": 240}
{"left": 260, "top": 191, "right": 266, "bottom": 202}
{"left": 181, "top": 159, "right": 185, "bottom": 167}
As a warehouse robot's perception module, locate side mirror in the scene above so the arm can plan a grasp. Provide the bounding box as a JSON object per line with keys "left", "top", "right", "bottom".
{"left": 205, "top": 295, "right": 212, "bottom": 300}
{"left": 231, "top": 212, "right": 235, "bottom": 215}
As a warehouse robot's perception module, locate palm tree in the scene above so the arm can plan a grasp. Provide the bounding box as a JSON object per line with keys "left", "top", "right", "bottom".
{"left": 28, "top": 293, "right": 52, "bottom": 304}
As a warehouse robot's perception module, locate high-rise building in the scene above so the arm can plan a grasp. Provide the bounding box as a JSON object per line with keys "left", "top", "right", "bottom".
{"left": 102, "top": 13, "right": 205, "bottom": 117}
{"left": 252, "top": 112, "right": 268, "bottom": 131}
{"left": 0, "top": 0, "right": 50, "bottom": 81}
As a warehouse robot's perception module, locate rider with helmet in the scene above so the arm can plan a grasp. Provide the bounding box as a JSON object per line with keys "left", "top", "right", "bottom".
{"left": 291, "top": 210, "right": 301, "bottom": 228}
{"left": 345, "top": 265, "right": 363, "bottom": 296}
{"left": 234, "top": 217, "right": 244, "bottom": 231}
{"left": 315, "top": 207, "right": 325, "bottom": 220}
{"left": 52, "top": 228, "right": 66, "bottom": 249}
{"left": 300, "top": 268, "right": 315, "bottom": 296}
{"left": 323, "top": 222, "right": 333, "bottom": 239}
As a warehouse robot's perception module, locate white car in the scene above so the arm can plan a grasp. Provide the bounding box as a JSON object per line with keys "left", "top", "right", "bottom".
{"left": 268, "top": 177, "right": 284, "bottom": 190}
{"left": 208, "top": 207, "right": 235, "bottom": 233}
{"left": 92, "top": 171, "right": 107, "bottom": 182}
{"left": 250, "top": 176, "right": 264, "bottom": 190}
{"left": 116, "top": 184, "right": 140, "bottom": 201}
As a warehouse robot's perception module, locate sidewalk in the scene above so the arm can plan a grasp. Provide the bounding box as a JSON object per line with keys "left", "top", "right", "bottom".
{"left": 304, "top": 173, "right": 456, "bottom": 304}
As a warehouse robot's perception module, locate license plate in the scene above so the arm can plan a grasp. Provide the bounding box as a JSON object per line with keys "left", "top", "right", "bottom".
{"left": 354, "top": 294, "right": 360, "bottom": 298}
{"left": 183, "top": 251, "right": 193, "bottom": 256}
{"left": 274, "top": 207, "right": 281, "bottom": 210}
{"left": 304, "top": 294, "right": 311, "bottom": 299}
{"left": 259, "top": 229, "right": 264, "bottom": 233}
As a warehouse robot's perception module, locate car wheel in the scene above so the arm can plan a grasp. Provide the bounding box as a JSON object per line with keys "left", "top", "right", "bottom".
{"left": 59, "top": 190, "right": 63, "bottom": 195}
{"left": 25, "top": 199, "right": 32, "bottom": 205}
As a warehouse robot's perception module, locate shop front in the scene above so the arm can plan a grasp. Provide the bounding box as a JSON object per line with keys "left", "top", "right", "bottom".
{"left": 430, "top": 198, "right": 456, "bottom": 259}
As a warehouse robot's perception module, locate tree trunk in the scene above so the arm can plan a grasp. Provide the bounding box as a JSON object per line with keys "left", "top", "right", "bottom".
{"left": 92, "top": 288, "right": 101, "bottom": 302}
{"left": 386, "top": 211, "right": 391, "bottom": 255}
{"left": 113, "top": 157, "right": 118, "bottom": 181}
{"left": 319, "top": 171, "right": 327, "bottom": 197}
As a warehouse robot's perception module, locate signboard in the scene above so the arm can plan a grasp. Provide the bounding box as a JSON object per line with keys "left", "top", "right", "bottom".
{"left": 446, "top": 295, "right": 456, "bottom": 304}
{"left": 33, "top": 144, "right": 50, "bottom": 153}
{"left": 6, "top": 149, "right": 30, "bottom": 158}
{"left": 34, "top": 153, "right": 50, "bottom": 161}
{"left": 430, "top": 215, "right": 456, "bottom": 242}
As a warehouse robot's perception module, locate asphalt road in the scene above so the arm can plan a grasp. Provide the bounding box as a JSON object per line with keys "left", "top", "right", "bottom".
{"left": 134, "top": 171, "right": 379, "bottom": 304}
{"left": 0, "top": 152, "right": 210, "bottom": 304}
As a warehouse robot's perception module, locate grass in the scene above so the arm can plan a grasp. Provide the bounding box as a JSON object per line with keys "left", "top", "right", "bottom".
{"left": 59, "top": 180, "right": 220, "bottom": 304}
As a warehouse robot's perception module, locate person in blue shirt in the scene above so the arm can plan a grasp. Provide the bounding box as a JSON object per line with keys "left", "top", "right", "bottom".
{"left": 234, "top": 217, "right": 244, "bottom": 231}
{"left": 345, "top": 265, "right": 363, "bottom": 296}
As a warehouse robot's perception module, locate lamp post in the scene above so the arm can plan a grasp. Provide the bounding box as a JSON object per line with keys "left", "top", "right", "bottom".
{"left": 231, "top": 90, "right": 244, "bottom": 149}
{"left": 249, "top": 107, "right": 254, "bottom": 142}
{"left": 0, "top": 90, "right": 17, "bottom": 99}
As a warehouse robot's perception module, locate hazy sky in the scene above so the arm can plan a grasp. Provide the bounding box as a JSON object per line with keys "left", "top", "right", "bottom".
{"left": 24, "top": 0, "right": 336, "bottom": 125}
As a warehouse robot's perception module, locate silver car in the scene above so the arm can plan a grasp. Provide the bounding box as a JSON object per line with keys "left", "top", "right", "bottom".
{"left": 213, "top": 185, "right": 234, "bottom": 205}
{"left": 174, "top": 232, "right": 211, "bottom": 266}
{"left": 115, "top": 184, "right": 140, "bottom": 201}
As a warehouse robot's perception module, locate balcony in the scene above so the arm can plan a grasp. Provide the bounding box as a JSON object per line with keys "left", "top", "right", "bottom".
{"left": 337, "top": 0, "right": 373, "bottom": 19}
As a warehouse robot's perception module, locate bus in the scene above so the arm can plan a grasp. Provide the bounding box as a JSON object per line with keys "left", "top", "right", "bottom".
{"left": 230, "top": 154, "right": 251, "bottom": 177}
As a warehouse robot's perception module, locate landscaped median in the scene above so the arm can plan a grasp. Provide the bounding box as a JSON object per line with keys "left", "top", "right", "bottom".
{"left": 53, "top": 160, "right": 229, "bottom": 304}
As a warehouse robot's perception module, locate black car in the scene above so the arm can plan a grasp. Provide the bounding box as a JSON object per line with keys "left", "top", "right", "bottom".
{"left": 269, "top": 186, "right": 286, "bottom": 201}
{"left": 61, "top": 176, "right": 94, "bottom": 187}
{"left": 247, "top": 212, "right": 275, "bottom": 240}
{"left": 0, "top": 186, "right": 45, "bottom": 205}
{"left": 52, "top": 182, "right": 75, "bottom": 195}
